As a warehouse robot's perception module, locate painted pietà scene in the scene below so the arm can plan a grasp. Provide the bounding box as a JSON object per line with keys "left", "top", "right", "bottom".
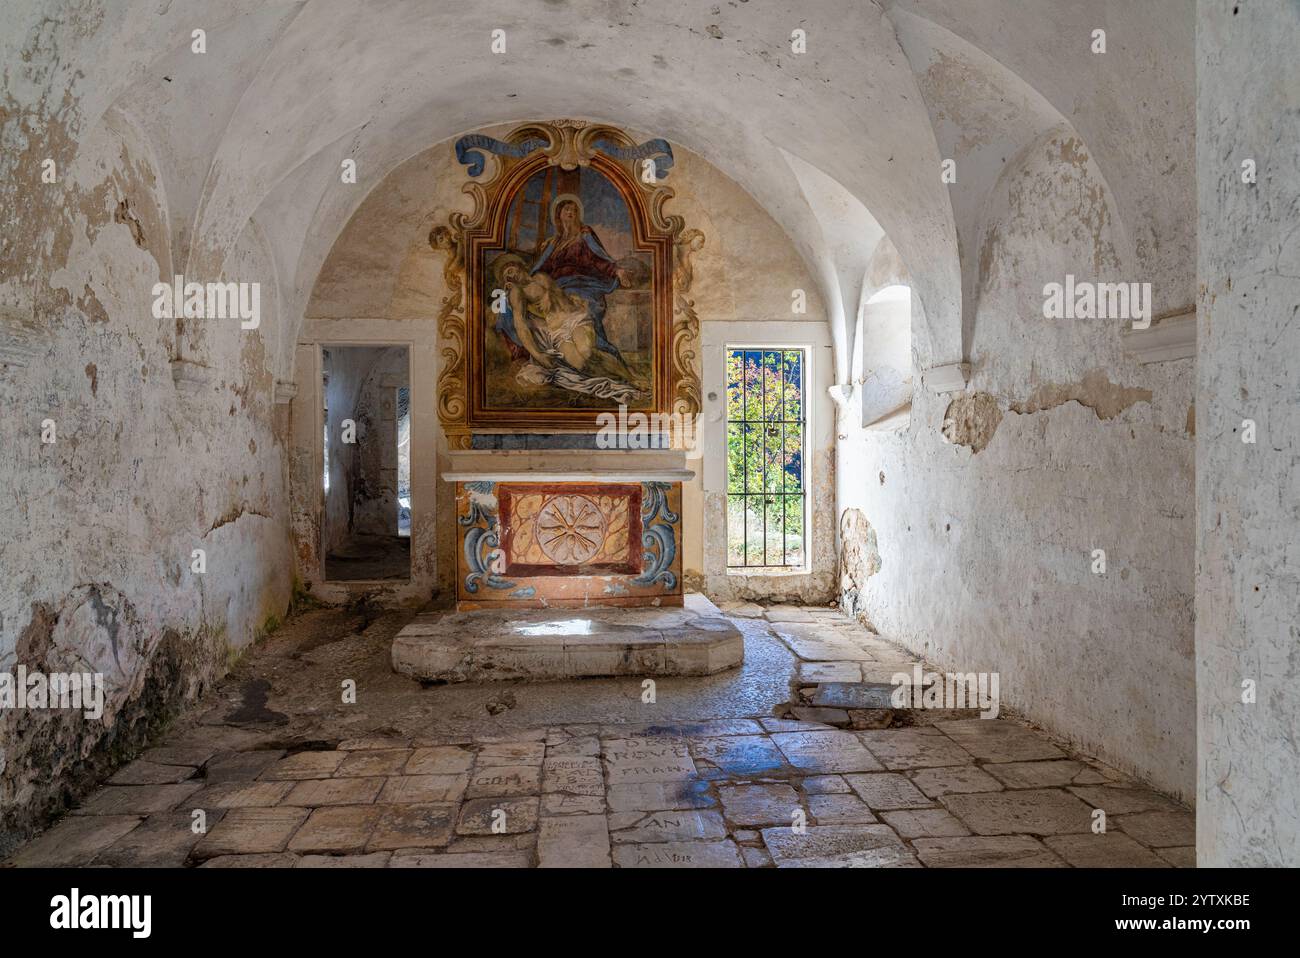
{"left": 434, "top": 120, "right": 701, "bottom": 440}
{"left": 485, "top": 165, "right": 652, "bottom": 410}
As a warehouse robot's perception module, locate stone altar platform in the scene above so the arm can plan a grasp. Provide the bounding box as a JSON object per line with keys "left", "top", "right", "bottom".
{"left": 391, "top": 593, "right": 743, "bottom": 682}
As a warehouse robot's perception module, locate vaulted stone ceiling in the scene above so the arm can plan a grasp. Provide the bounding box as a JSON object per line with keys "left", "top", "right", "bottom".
{"left": 2, "top": 0, "right": 1193, "bottom": 382}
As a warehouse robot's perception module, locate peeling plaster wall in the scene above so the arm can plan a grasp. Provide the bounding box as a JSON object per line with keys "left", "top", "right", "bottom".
{"left": 838, "top": 130, "right": 1195, "bottom": 799}
{"left": 0, "top": 112, "right": 292, "bottom": 842}
{"left": 1196, "top": 1, "right": 1300, "bottom": 866}
{"left": 298, "top": 127, "right": 835, "bottom": 606}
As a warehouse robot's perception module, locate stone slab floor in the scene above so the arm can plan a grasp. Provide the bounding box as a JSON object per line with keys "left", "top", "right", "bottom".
{"left": 3, "top": 603, "right": 1194, "bottom": 868}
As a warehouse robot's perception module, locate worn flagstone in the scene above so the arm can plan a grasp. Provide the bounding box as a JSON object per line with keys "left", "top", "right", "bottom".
{"left": 1045, "top": 832, "right": 1171, "bottom": 867}
{"left": 542, "top": 756, "right": 605, "bottom": 796}
{"left": 879, "top": 808, "right": 971, "bottom": 838}
{"left": 456, "top": 797, "right": 539, "bottom": 835}
{"left": 802, "top": 775, "right": 851, "bottom": 794}
{"left": 201, "top": 852, "right": 299, "bottom": 868}
{"left": 690, "top": 735, "right": 789, "bottom": 776}
{"left": 612, "top": 840, "right": 742, "bottom": 867}
{"left": 1114, "top": 810, "right": 1195, "bottom": 847}
{"left": 764, "top": 606, "right": 814, "bottom": 623}
{"left": 541, "top": 793, "right": 606, "bottom": 815}
{"left": 142, "top": 744, "right": 220, "bottom": 768}
{"left": 605, "top": 780, "right": 715, "bottom": 812}
{"left": 545, "top": 735, "right": 601, "bottom": 758}
{"left": 72, "top": 782, "right": 203, "bottom": 816}
{"left": 337, "top": 749, "right": 413, "bottom": 777}
{"left": 811, "top": 683, "right": 897, "bottom": 710}
{"left": 775, "top": 626, "right": 879, "bottom": 662}
{"left": 537, "top": 814, "right": 611, "bottom": 867}
{"left": 807, "top": 793, "right": 878, "bottom": 824}
{"left": 1067, "top": 784, "right": 1183, "bottom": 815}
{"left": 446, "top": 833, "right": 536, "bottom": 854}
{"left": 282, "top": 776, "right": 384, "bottom": 806}
{"left": 844, "top": 772, "right": 934, "bottom": 810}
{"left": 404, "top": 746, "right": 475, "bottom": 775}
{"left": 8, "top": 815, "right": 142, "bottom": 867}
{"left": 761, "top": 824, "right": 919, "bottom": 868}
{"left": 983, "top": 759, "right": 1110, "bottom": 789}
{"left": 759, "top": 717, "right": 835, "bottom": 733}
{"left": 1156, "top": 846, "right": 1197, "bottom": 867}
{"left": 11, "top": 689, "right": 1194, "bottom": 870}
{"left": 912, "top": 836, "right": 1066, "bottom": 868}
{"left": 610, "top": 719, "right": 765, "bottom": 738}
{"left": 609, "top": 808, "right": 728, "bottom": 843}
{"left": 936, "top": 718, "right": 1065, "bottom": 762}
{"left": 771, "top": 730, "right": 884, "bottom": 773}
{"left": 476, "top": 741, "right": 546, "bottom": 766}
{"left": 187, "top": 780, "right": 296, "bottom": 809}
{"left": 909, "top": 765, "right": 1003, "bottom": 798}
{"left": 107, "top": 760, "right": 196, "bottom": 786}
{"left": 203, "top": 750, "right": 284, "bottom": 782}
{"left": 193, "top": 807, "right": 309, "bottom": 858}
{"left": 466, "top": 764, "right": 541, "bottom": 798}
{"left": 288, "top": 805, "right": 384, "bottom": 854}
{"left": 799, "top": 662, "right": 863, "bottom": 684}
{"left": 390, "top": 849, "right": 531, "bottom": 868}
{"left": 297, "top": 852, "right": 391, "bottom": 867}
{"left": 791, "top": 706, "right": 850, "bottom": 726}
{"left": 367, "top": 803, "right": 457, "bottom": 850}
{"left": 262, "top": 750, "right": 347, "bottom": 780}
{"left": 717, "top": 782, "right": 802, "bottom": 827}
{"left": 941, "top": 788, "right": 1096, "bottom": 835}
{"left": 93, "top": 810, "right": 222, "bottom": 867}
{"left": 377, "top": 774, "right": 468, "bottom": 804}
{"left": 741, "top": 845, "right": 773, "bottom": 868}
{"left": 857, "top": 729, "right": 973, "bottom": 769}
{"left": 601, "top": 738, "right": 697, "bottom": 784}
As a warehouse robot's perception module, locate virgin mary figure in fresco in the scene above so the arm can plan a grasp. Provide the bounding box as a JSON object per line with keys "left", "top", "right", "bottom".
{"left": 532, "top": 194, "right": 637, "bottom": 369}
{"left": 493, "top": 193, "right": 648, "bottom": 402}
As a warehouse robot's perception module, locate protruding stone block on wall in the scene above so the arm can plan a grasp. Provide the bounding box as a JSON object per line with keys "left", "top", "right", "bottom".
{"left": 924, "top": 362, "right": 969, "bottom": 394}
{"left": 170, "top": 358, "right": 214, "bottom": 392}
{"left": 1119, "top": 309, "right": 1196, "bottom": 364}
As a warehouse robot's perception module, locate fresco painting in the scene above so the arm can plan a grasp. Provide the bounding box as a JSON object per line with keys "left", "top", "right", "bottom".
{"left": 482, "top": 164, "right": 654, "bottom": 411}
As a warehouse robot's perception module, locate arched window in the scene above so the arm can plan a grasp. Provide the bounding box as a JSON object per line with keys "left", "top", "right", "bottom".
{"left": 856, "top": 284, "right": 912, "bottom": 428}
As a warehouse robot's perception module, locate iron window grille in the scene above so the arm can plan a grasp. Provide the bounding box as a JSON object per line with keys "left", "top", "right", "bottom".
{"left": 726, "top": 347, "right": 807, "bottom": 569}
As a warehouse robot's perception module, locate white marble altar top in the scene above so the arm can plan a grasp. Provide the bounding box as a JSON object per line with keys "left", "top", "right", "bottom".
{"left": 442, "top": 449, "right": 695, "bottom": 483}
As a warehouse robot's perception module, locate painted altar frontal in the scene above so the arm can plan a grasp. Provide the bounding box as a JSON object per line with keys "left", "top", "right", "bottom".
{"left": 447, "top": 451, "right": 689, "bottom": 610}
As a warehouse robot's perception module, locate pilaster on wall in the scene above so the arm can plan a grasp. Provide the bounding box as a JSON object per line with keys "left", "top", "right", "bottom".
{"left": 1195, "top": 1, "right": 1300, "bottom": 867}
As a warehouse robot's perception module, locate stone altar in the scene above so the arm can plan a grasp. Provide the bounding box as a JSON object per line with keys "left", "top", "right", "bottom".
{"left": 445, "top": 449, "right": 692, "bottom": 610}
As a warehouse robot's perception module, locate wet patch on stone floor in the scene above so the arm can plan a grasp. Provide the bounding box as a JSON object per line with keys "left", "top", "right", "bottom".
{"left": 3, "top": 716, "right": 1195, "bottom": 868}
{"left": 3, "top": 601, "right": 1194, "bottom": 868}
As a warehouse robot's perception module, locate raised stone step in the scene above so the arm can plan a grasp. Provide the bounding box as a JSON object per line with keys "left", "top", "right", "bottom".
{"left": 391, "top": 594, "right": 743, "bottom": 682}
{"left": 810, "top": 682, "right": 899, "bottom": 710}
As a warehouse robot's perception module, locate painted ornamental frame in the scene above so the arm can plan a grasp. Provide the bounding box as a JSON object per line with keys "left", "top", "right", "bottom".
{"left": 430, "top": 120, "right": 703, "bottom": 448}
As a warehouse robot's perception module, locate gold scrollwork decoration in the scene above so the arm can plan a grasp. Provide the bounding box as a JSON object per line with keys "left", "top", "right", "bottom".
{"left": 434, "top": 121, "right": 703, "bottom": 440}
